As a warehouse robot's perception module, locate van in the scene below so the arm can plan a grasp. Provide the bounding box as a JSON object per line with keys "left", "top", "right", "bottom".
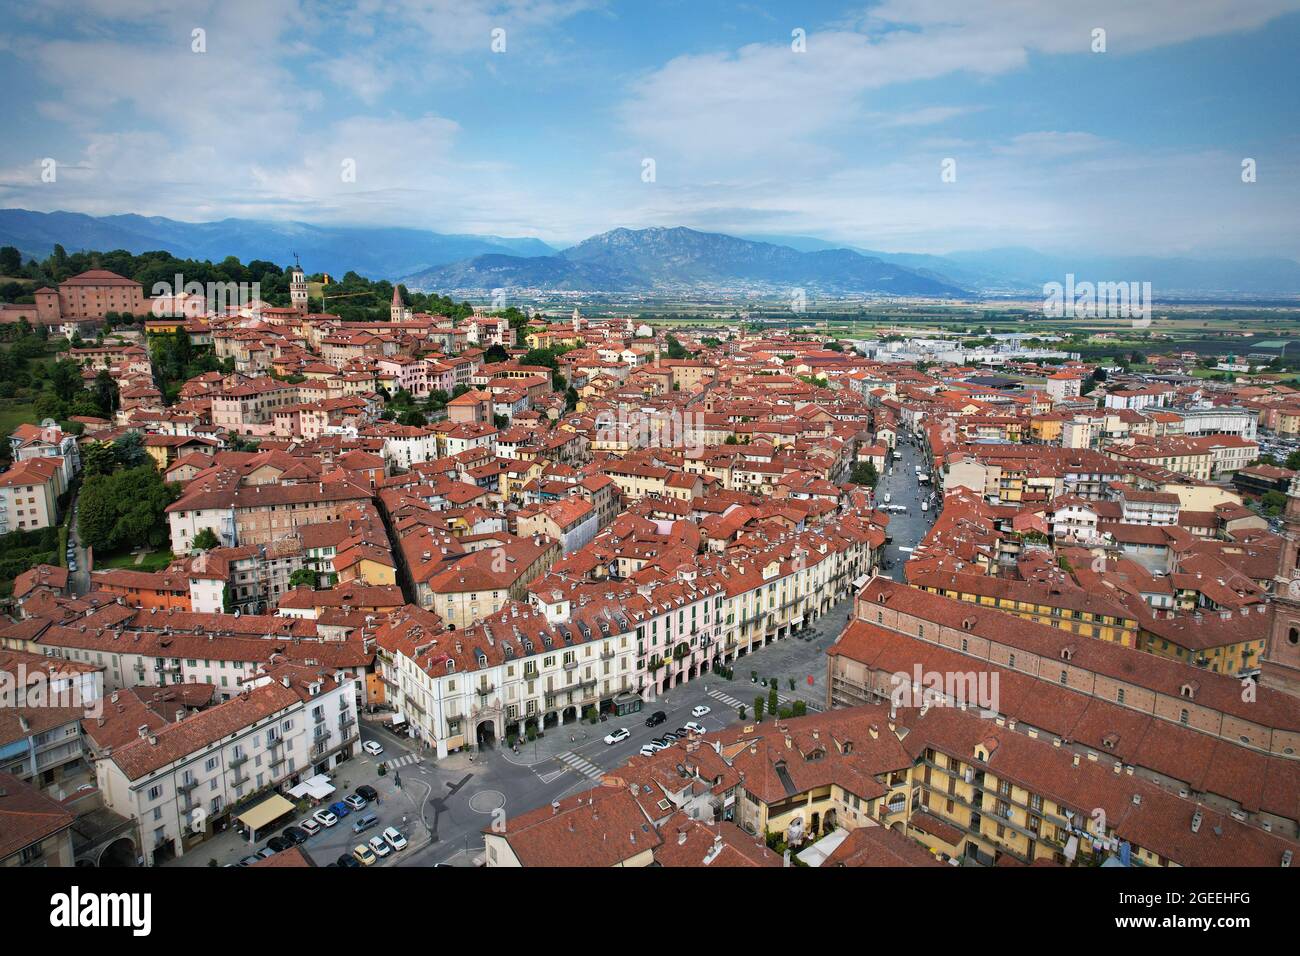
{"left": 352, "top": 813, "right": 380, "bottom": 835}
{"left": 883, "top": 493, "right": 891, "bottom": 504}
{"left": 921, "top": 501, "right": 929, "bottom": 512}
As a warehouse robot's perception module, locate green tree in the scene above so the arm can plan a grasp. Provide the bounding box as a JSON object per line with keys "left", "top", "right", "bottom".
{"left": 288, "top": 568, "right": 318, "bottom": 589}
{"left": 1262, "top": 490, "right": 1287, "bottom": 516}
{"left": 192, "top": 528, "right": 219, "bottom": 551}
{"left": 113, "top": 431, "right": 146, "bottom": 469}
{"left": 754, "top": 696, "right": 765, "bottom": 722}
{"left": 49, "top": 359, "right": 83, "bottom": 402}
{"left": 81, "top": 441, "right": 117, "bottom": 478}
{"left": 0, "top": 246, "right": 22, "bottom": 275}
{"left": 78, "top": 464, "right": 178, "bottom": 552}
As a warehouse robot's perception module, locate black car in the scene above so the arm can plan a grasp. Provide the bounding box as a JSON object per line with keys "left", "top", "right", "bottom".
{"left": 355, "top": 785, "right": 379, "bottom": 803}
{"left": 282, "top": 826, "right": 309, "bottom": 845}
{"left": 673, "top": 727, "right": 690, "bottom": 739}
{"left": 265, "top": 836, "right": 293, "bottom": 853}
{"left": 237, "top": 854, "right": 261, "bottom": 866}
{"left": 644, "top": 711, "right": 667, "bottom": 727}
{"left": 336, "top": 854, "right": 362, "bottom": 868}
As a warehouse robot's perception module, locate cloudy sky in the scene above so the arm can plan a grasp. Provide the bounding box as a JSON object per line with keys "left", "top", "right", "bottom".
{"left": 2, "top": 0, "right": 1298, "bottom": 256}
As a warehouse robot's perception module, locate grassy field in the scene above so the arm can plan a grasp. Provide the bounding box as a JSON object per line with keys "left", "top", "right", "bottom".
{"left": 95, "top": 548, "right": 175, "bottom": 572}
{"left": 0, "top": 400, "right": 37, "bottom": 435}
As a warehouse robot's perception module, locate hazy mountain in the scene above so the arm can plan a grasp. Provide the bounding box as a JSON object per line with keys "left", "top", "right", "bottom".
{"left": 7, "top": 209, "right": 1295, "bottom": 298}
{"left": 0, "top": 209, "right": 555, "bottom": 280}
{"left": 743, "top": 236, "right": 1300, "bottom": 297}
{"left": 406, "top": 226, "right": 969, "bottom": 296}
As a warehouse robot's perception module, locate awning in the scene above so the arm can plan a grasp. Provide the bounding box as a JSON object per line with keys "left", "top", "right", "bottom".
{"left": 236, "top": 794, "right": 295, "bottom": 833}
{"left": 390, "top": 712, "right": 406, "bottom": 726}
{"left": 286, "top": 774, "right": 335, "bottom": 801}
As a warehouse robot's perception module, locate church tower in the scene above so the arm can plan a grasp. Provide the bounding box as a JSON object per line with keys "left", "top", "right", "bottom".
{"left": 289, "top": 259, "right": 308, "bottom": 315}
{"left": 1262, "top": 475, "right": 1300, "bottom": 695}
{"left": 391, "top": 286, "right": 407, "bottom": 322}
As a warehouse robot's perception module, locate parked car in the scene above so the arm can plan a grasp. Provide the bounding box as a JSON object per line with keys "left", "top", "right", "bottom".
{"left": 690, "top": 705, "right": 711, "bottom": 718}
{"left": 344, "top": 793, "right": 368, "bottom": 812}
{"left": 329, "top": 800, "right": 351, "bottom": 818}
{"left": 639, "top": 744, "right": 660, "bottom": 757}
{"left": 368, "top": 835, "right": 393, "bottom": 859}
{"left": 644, "top": 711, "right": 667, "bottom": 727}
{"left": 673, "top": 727, "right": 690, "bottom": 739}
{"left": 684, "top": 721, "right": 706, "bottom": 735}
{"left": 281, "top": 826, "right": 309, "bottom": 845}
{"left": 660, "top": 731, "right": 681, "bottom": 742}
{"left": 382, "top": 827, "right": 407, "bottom": 851}
{"left": 603, "top": 728, "right": 630, "bottom": 745}
{"left": 352, "top": 844, "right": 377, "bottom": 866}
{"left": 352, "top": 813, "right": 380, "bottom": 835}
{"left": 256, "top": 846, "right": 277, "bottom": 859}
{"left": 237, "top": 854, "right": 261, "bottom": 867}
{"left": 266, "top": 836, "right": 293, "bottom": 853}
{"left": 336, "top": 854, "right": 361, "bottom": 868}
{"left": 362, "top": 740, "right": 384, "bottom": 756}
{"left": 299, "top": 818, "right": 322, "bottom": 837}
{"left": 312, "top": 808, "right": 338, "bottom": 828}
{"left": 654, "top": 735, "right": 675, "bottom": 747}
{"left": 355, "top": 785, "right": 379, "bottom": 802}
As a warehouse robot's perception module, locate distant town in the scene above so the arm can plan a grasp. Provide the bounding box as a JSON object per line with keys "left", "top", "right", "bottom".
{"left": 0, "top": 247, "right": 1296, "bottom": 875}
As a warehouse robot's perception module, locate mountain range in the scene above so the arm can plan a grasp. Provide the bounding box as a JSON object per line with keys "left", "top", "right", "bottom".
{"left": 0, "top": 208, "right": 555, "bottom": 281}
{"left": 4, "top": 208, "right": 1299, "bottom": 299}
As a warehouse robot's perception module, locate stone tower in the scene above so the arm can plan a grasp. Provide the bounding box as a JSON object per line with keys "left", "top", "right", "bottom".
{"left": 1262, "top": 474, "right": 1300, "bottom": 695}
{"left": 391, "top": 285, "right": 406, "bottom": 322}
{"left": 289, "top": 262, "right": 308, "bottom": 316}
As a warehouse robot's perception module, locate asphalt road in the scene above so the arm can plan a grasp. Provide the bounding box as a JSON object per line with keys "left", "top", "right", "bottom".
{"left": 874, "top": 434, "right": 934, "bottom": 576}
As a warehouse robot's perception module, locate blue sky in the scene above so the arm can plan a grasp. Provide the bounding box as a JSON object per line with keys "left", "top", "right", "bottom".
{"left": 1, "top": 0, "right": 1298, "bottom": 257}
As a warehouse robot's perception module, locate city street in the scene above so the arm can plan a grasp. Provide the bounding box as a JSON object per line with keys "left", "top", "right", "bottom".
{"left": 873, "top": 431, "right": 935, "bottom": 576}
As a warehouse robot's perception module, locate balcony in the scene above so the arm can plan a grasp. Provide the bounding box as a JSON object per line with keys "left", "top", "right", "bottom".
{"left": 310, "top": 740, "right": 330, "bottom": 758}
{"left": 563, "top": 659, "right": 578, "bottom": 671}
{"left": 338, "top": 712, "right": 356, "bottom": 732}
{"left": 600, "top": 648, "right": 616, "bottom": 660}
{"left": 176, "top": 777, "right": 200, "bottom": 794}
{"left": 228, "top": 753, "right": 249, "bottom": 770}
{"left": 267, "top": 736, "right": 284, "bottom": 751}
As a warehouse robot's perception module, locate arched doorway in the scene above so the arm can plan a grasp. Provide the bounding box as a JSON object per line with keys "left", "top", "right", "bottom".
{"left": 561, "top": 706, "right": 578, "bottom": 724}
{"left": 476, "top": 720, "right": 497, "bottom": 750}
{"left": 98, "top": 836, "right": 138, "bottom": 867}
{"left": 543, "top": 711, "right": 558, "bottom": 730}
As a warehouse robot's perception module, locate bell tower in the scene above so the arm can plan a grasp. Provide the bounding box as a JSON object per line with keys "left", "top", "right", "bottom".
{"left": 1262, "top": 475, "right": 1300, "bottom": 695}
{"left": 289, "top": 254, "right": 308, "bottom": 316}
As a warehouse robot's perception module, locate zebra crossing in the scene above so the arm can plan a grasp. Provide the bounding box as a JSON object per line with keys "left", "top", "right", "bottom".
{"left": 383, "top": 752, "right": 421, "bottom": 770}
{"left": 709, "top": 687, "right": 822, "bottom": 714}
{"left": 555, "top": 750, "right": 603, "bottom": 781}
{"left": 708, "top": 689, "right": 746, "bottom": 710}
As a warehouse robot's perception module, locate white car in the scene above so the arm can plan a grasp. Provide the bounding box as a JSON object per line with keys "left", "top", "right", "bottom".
{"left": 603, "top": 728, "right": 630, "bottom": 745}
{"left": 362, "top": 740, "right": 384, "bottom": 756}
{"left": 684, "top": 721, "right": 707, "bottom": 735}
{"left": 691, "top": 705, "right": 711, "bottom": 718}
{"left": 382, "top": 826, "right": 408, "bottom": 851}
{"left": 368, "top": 835, "right": 393, "bottom": 858}
{"left": 299, "top": 818, "right": 322, "bottom": 837}
{"left": 639, "top": 744, "right": 661, "bottom": 757}
{"left": 312, "top": 808, "right": 338, "bottom": 828}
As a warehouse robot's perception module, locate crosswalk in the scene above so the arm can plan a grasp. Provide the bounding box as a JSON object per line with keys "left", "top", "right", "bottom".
{"left": 555, "top": 750, "right": 603, "bottom": 781}
{"left": 384, "top": 752, "right": 421, "bottom": 770}
{"left": 709, "top": 687, "right": 823, "bottom": 714}
{"left": 708, "top": 689, "right": 746, "bottom": 710}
